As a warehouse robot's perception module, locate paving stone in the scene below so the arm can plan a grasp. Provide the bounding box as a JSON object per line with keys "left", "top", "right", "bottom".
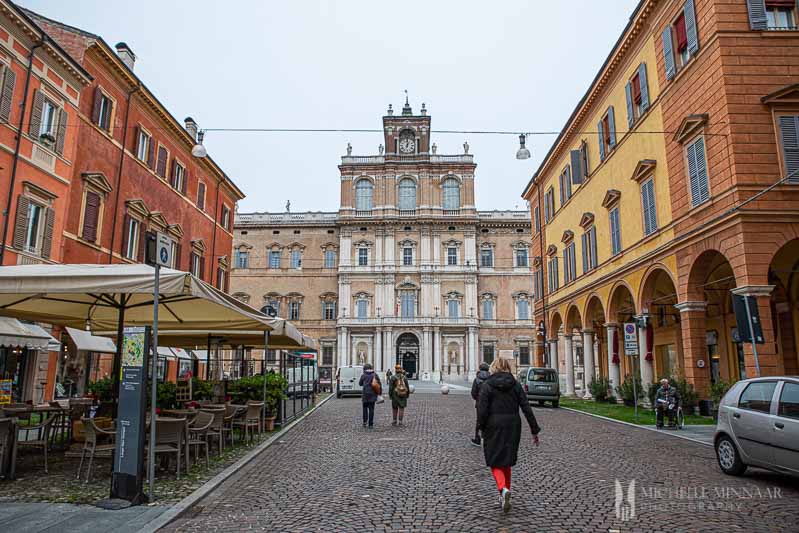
{"left": 164, "top": 394, "right": 799, "bottom": 532}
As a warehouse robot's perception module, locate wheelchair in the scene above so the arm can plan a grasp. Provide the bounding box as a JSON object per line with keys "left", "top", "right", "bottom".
{"left": 655, "top": 398, "right": 684, "bottom": 430}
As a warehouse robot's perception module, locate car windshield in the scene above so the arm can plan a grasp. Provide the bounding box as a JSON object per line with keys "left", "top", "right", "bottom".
{"left": 530, "top": 370, "right": 556, "bottom": 382}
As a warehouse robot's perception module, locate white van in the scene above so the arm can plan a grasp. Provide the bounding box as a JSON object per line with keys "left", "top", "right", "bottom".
{"left": 336, "top": 365, "right": 364, "bottom": 398}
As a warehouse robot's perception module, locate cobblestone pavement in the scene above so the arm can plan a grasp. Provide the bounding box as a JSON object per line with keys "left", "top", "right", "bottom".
{"left": 165, "top": 394, "right": 799, "bottom": 532}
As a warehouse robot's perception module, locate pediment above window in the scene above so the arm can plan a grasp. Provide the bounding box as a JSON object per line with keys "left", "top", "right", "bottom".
{"left": 443, "top": 239, "right": 462, "bottom": 247}
{"left": 445, "top": 291, "right": 463, "bottom": 300}
{"left": 561, "top": 230, "right": 574, "bottom": 244}
{"left": 236, "top": 241, "right": 253, "bottom": 251}
{"left": 480, "top": 292, "right": 497, "bottom": 300}
{"left": 266, "top": 242, "right": 283, "bottom": 250}
{"left": 579, "top": 212, "right": 595, "bottom": 229}
{"left": 761, "top": 83, "right": 799, "bottom": 106}
{"left": 354, "top": 239, "right": 373, "bottom": 248}
{"left": 601, "top": 189, "right": 621, "bottom": 209}
{"left": 320, "top": 242, "right": 338, "bottom": 251}
{"left": 319, "top": 292, "right": 337, "bottom": 302}
{"left": 673, "top": 114, "right": 708, "bottom": 144}
{"left": 398, "top": 239, "right": 417, "bottom": 248}
{"left": 396, "top": 275, "right": 419, "bottom": 289}
{"left": 81, "top": 172, "right": 112, "bottom": 195}
{"left": 191, "top": 239, "right": 206, "bottom": 253}
{"left": 630, "top": 159, "right": 657, "bottom": 183}
{"left": 125, "top": 199, "right": 149, "bottom": 219}
{"left": 511, "top": 240, "right": 530, "bottom": 249}
{"left": 288, "top": 242, "right": 306, "bottom": 251}
{"left": 149, "top": 211, "right": 168, "bottom": 231}
{"left": 546, "top": 245, "right": 558, "bottom": 256}
{"left": 218, "top": 255, "right": 229, "bottom": 269}
{"left": 167, "top": 224, "right": 184, "bottom": 239}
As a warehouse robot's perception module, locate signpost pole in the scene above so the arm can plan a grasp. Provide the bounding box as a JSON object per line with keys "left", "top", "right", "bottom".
{"left": 743, "top": 295, "right": 761, "bottom": 378}
{"left": 631, "top": 355, "right": 638, "bottom": 423}
{"left": 148, "top": 263, "right": 160, "bottom": 500}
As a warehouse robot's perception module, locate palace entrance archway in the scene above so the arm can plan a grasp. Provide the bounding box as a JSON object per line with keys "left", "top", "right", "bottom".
{"left": 396, "top": 332, "right": 420, "bottom": 379}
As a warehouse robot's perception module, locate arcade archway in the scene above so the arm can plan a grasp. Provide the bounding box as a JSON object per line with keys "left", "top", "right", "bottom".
{"left": 396, "top": 332, "right": 420, "bottom": 379}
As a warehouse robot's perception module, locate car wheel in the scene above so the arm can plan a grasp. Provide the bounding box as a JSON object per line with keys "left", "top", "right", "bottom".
{"left": 716, "top": 435, "right": 747, "bottom": 476}
{"left": 552, "top": 400, "right": 559, "bottom": 408}
{"left": 538, "top": 400, "right": 545, "bottom": 406}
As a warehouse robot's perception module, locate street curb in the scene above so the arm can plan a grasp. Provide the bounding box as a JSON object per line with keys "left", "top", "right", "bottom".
{"left": 560, "top": 406, "right": 713, "bottom": 448}
{"left": 137, "top": 394, "right": 335, "bottom": 533}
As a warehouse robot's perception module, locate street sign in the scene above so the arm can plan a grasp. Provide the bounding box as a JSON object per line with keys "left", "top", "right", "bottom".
{"left": 156, "top": 232, "right": 173, "bottom": 268}
{"left": 732, "top": 294, "right": 764, "bottom": 344}
{"left": 623, "top": 323, "right": 638, "bottom": 356}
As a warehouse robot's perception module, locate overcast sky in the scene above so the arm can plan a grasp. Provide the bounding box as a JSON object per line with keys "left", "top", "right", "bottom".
{"left": 22, "top": 0, "right": 638, "bottom": 213}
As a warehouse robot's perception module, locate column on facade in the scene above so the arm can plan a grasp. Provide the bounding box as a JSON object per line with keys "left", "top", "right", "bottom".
{"left": 374, "top": 327, "right": 383, "bottom": 373}
{"left": 422, "top": 327, "right": 432, "bottom": 378}
{"left": 731, "top": 286, "right": 780, "bottom": 377}
{"left": 548, "top": 339, "right": 559, "bottom": 373}
{"left": 338, "top": 327, "right": 349, "bottom": 367}
{"left": 384, "top": 230, "right": 395, "bottom": 266}
{"left": 582, "top": 329, "right": 595, "bottom": 399}
{"left": 421, "top": 228, "right": 431, "bottom": 266}
{"left": 384, "top": 276, "right": 396, "bottom": 318}
{"left": 464, "top": 231, "right": 476, "bottom": 267}
{"left": 434, "top": 327, "right": 442, "bottom": 378}
{"left": 465, "top": 278, "right": 477, "bottom": 319}
{"left": 432, "top": 231, "right": 441, "bottom": 266}
{"left": 675, "top": 301, "right": 710, "bottom": 398}
{"left": 563, "top": 334, "right": 575, "bottom": 396}
{"left": 375, "top": 228, "right": 384, "bottom": 267}
{"left": 384, "top": 328, "right": 394, "bottom": 369}
{"left": 340, "top": 233, "right": 352, "bottom": 267}
{"left": 637, "top": 319, "right": 654, "bottom": 404}
{"left": 606, "top": 324, "right": 621, "bottom": 400}
{"left": 467, "top": 327, "right": 478, "bottom": 379}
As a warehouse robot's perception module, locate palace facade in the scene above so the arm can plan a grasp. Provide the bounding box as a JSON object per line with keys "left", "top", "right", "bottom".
{"left": 231, "top": 101, "right": 533, "bottom": 381}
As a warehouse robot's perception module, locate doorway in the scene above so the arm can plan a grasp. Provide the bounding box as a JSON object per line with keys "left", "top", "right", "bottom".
{"left": 396, "top": 332, "right": 419, "bottom": 380}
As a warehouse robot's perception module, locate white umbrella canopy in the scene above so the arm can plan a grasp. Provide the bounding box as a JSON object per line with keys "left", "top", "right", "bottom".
{"left": 0, "top": 264, "right": 275, "bottom": 332}
{"left": 154, "top": 317, "right": 317, "bottom": 351}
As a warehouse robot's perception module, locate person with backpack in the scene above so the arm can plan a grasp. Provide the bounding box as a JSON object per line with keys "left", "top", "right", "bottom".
{"left": 478, "top": 357, "right": 541, "bottom": 513}
{"left": 470, "top": 362, "right": 491, "bottom": 446}
{"left": 358, "top": 363, "right": 382, "bottom": 429}
{"left": 389, "top": 364, "right": 410, "bottom": 426}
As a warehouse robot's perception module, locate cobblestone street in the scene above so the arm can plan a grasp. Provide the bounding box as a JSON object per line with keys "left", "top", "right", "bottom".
{"left": 166, "top": 393, "right": 799, "bottom": 532}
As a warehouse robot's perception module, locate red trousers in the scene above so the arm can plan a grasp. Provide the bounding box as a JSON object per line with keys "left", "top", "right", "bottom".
{"left": 491, "top": 466, "right": 512, "bottom": 492}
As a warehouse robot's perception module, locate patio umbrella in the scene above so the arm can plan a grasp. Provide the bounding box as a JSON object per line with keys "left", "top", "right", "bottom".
{"left": 153, "top": 319, "right": 316, "bottom": 351}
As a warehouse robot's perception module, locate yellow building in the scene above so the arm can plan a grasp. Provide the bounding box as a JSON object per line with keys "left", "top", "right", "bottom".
{"left": 523, "top": 0, "right": 799, "bottom": 401}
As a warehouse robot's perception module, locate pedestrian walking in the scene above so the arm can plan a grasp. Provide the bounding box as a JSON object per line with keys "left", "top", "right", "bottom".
{"left": 389, "top": 364, "right": 410, "bottom": 426}
{"left": 470, "top": 362, "right": 491, "bottom": 446}
{"left": 358, "top": 363, "right": 382, "bottom": 429}
{"left": 386, "top": 367, "right": 393, "bottom": 385}
{"left": 477, "top": 357, "right": 541, "bottom": 513}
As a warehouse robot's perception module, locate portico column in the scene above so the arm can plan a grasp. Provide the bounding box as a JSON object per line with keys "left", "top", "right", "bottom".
{"left": 582, "top": 330, "right": 595, "bottom": 399}
{"left": 563, "top": 334, "right": 575, "bottom": 396}
{"left": 338, "top": 327, "right": 348, "bottom": 368}
{"left": 547, "top": 339, "right": 558, "bottom": 372}
{"left": 675, "top": 301, "right": 710, "bottom": 398}
{"left": 434, "top": 327, "right": 442, "bottom": 379}
{"left": 385, "top": 328, "right": 394, "bottom": 369}
{"left": 374, "top": 327, "right": 382, "bottom": 373}
{"left": 423, "top": 327, "right": 432, "bottom": 378}
{"left": 606, "top": 324, "right": 621, "bottom": 400}
{"left": 636, "top": 319, "right": 654, "bottom": 405}
{"left": 468, "top": 327, "right": 478, "bottom": 379}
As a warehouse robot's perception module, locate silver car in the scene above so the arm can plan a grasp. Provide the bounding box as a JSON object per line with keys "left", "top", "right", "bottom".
{"left": 714, "top": 376, "right": 799, "bottom": 477}
{"left": 518, "top": 367, "right": 560, "bottom": 407}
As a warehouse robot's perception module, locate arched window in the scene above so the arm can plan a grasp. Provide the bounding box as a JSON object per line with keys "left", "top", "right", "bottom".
{"left": 442, "top": 178, "right": 461, "bottom": 210}
{"left": 398, "top": 178, "right": 416, "bottom": 210}
{"left": 355, "top": 179, "right": 373, "bottom": 211}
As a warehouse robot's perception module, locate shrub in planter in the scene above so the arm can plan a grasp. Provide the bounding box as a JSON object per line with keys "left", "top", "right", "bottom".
{"left": 673, "top": 377, "right": 698, "bottom": 409}
{"left": 191, "top": 378, "right": 214, "bottom": 401}
{"left": 616, "top": 375, "right": 644, "bottom": 405}
{"left": 589, "top": 377, "right": 611, "bottom": 402}
{"left": 156, "top": 381, "right": 177, "bottom": 409}
{"left": 87, "top": 377, "right": 114, "bottom": 402}
{"left": 710, "top": 380, "right": 732, "bottom": 409}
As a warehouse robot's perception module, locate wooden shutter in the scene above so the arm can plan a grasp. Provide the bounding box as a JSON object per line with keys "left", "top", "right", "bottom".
{"left": 687, "top": 137, "right": 710, "bottom": 206}
{"left": 611, "top": 209, "right": 621, "bottom": 255}
{"left": 564, "top": 166, "right": 572, "bottom": 198}
{"left": 199, "top": 256, "right": 205, "bottom": 280}
{"left": 778, "top": 115, "right": 799, "bottom": 182}
{"left": 559, "top": 172, "right": 566, "bottom": 206}
{"left": 91, "top": 87, "right": 103, "bottom": 125}
{"left": 570, "top": 150, "right": 583, "bottom": 185}
{"left": 55, "top": 109, "right": 67, "bottom": 155}
{"left": 41, "top": 207, "right": 55, "bottom": 259}
{"left": 597, "top": 120, "right": 606, "bottom": 161}
{"left": 133, "top": 126, "right": 141, "bottom": 157}
{"left": 590, "top": 227, "right": 598, "bottom": 269}
{"left": 581, "top": 233, "right": 588, "bottom": 274}
{"left": 569, "top": 244, "right": 576, "bottom": 281}
{"left": 138, "top": 225, "right": 147, "bottom": 262}
{"left": 174, "top": 243, "right": 182, "bottom": 270}
{"left": 642, "top": 180, "right": 657, "bottom": 235}
{"left": 0, "top": 66, "right": 16, "bottom": 123}
{"left": 662, "top": 27, "right": 676, "bottom": 80}
{"left": 181, "top": 168, "right": 188, "bottom": 195}
{"left": 121, "top": 214, "right": 131, "bottom": 257}
{"left": 82, "top": 191, "right": 101, "bottom": 242}
{"left": 146, "top": 135, "right": 155, "bottom": 169}
{"left": 639, "top": 63, "right": 650, "bottom": 111}
{"left": 156, "top": 146, "right": 168, "bottom": 177}
{"left": 197, "top": 182, "right": 206, "bottom": 209}
{"left": 580, "top": 142, "right": 589, "bottom": 177}
{"left": 169, "top": 159, "right": 178, "bottom": 188}
{"left": 607, "top": 106, "right": 617, "bottom": 148}
{"left": 746, "top": 0, "right": 768, "bottom": 30}
{"left": 625, "top": 82, "right": 635, "bottom": 128}
{"left": 12, "top": 195, "right": 29, "bottom": 250}
{"left": 29, "top": 89, "right": 43, "bottom": 136}
{"left": 684, "top": 0, "right": 699, "bottom": 55}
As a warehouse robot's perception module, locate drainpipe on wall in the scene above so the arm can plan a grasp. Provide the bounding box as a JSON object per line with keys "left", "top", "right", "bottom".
{"left": 0, "top": 40, "right": 43, "bottom": 265}
{"left": 536, "top": 176, "right": 548, "bottom": 365}
{"left": 209, "top": 179, "right": 221, "bottom": 284}
{"left": 107, "top": 83, "right": 141, "bottom": 263}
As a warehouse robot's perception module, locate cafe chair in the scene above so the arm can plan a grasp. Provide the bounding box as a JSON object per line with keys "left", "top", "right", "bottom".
{"left": 77, "top": 417, "right": 116, "bottom": 483}
{"left": 233, "top": 402, "right": 263, "bottom": 444}
{"left": 17, "top": 415, "right": 57, "bottom": 474}
{"left": 148, "top": 417, "right": 187, "bottom": 479}
{"left": 187, "top": 411, "right": 214, "bottom": 468}
{"left": 0, "top": 418, "right": 12, "bottom": 479}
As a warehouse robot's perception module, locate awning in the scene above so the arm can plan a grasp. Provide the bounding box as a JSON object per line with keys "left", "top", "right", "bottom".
{"left": 0, "top": 317, "right": 52, "bottom": 350}
{"left": 65, "top": 326, "right": 117, "bottom": 354}
{"left": 155, "top": 318, "right": 316, "bottom": 351}
{"left": 157, "top": 347, "right": 174, "bottom": 359}
{"left": 0, "top": 264, "right": 275, "bottom": 333}
{"left": 171, "top": 348, "right": 191, "bottom": 360}
{"left": 25, "top": 324, "right": 61, "bottom": 352}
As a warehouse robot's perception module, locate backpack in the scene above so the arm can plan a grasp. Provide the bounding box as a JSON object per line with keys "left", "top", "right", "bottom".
{"left": 395, "top": 375, "right": 409, "bottom": 398}
{"left": 371, "top": 374, "right": 382, "bottom": 395}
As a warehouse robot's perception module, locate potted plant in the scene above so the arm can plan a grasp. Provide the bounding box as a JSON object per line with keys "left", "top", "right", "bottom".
{"left": 263, "top": 372, "right": 288, "bottom": 431}
{"left": 710, "top": 380, "right": 731, "bottom": 420}
{"left": 616, "top": 375, "right": 643, "bottom": 407}
{"left": 588, "top": 377, "right": 611, "bottom": 402}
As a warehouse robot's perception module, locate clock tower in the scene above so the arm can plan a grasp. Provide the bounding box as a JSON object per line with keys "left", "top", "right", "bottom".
{"left": 383, "top": 95, "right": 431, "bottom": 155}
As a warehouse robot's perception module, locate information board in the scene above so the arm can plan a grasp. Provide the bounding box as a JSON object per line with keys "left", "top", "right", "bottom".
{"left": 623, "top": 323, "right": 638, "bottom": 356}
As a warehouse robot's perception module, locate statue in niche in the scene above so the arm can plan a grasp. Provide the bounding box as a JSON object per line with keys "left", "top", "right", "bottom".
{"left": 358, "top": 350, "right": 365, "bottom": 365}
{"left": 463, "top": 141, "right": 469, "bottom": 154}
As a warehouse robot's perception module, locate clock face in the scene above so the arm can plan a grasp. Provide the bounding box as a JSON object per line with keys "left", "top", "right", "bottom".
{"left": 399, "top": 137, "right": 415, "bottom": 154}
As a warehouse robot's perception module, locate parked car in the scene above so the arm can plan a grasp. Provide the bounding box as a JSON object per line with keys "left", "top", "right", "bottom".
{"left": 518, "top": 367, "right": 560, "bottom": 407}
{"left": 714, "top": 376, "right": 799, "bottom": 477}
{"left": 336, "top": 365, "right": 364, "bottom": 398}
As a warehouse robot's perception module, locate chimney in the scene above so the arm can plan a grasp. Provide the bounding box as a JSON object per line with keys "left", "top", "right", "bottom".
{"left": 115, "top": 42, "right": 136, "bottom": 70}
{"left": 184, "top": 117, "right": 198, "bottom": 141}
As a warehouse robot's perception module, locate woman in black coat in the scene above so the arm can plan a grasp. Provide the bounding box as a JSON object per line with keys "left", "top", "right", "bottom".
{"left": 358, "top": 363, "right": 381, "bottom": 429}
{"left": 477, "top": 357, "right": 541, "bottom": 513}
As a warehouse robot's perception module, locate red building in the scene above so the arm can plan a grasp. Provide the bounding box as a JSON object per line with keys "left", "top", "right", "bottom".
{"left": 27, "top": 9, "right": 244, "bottom": 290}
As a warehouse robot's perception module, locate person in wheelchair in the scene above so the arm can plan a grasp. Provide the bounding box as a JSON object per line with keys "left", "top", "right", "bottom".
{"left": 654, "top": 378, "right": 680, "bottom": 428}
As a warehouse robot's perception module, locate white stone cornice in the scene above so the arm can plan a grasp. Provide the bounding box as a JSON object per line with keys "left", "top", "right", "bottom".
{"left": 674, "top": 301, "right": 707, "bottom": 313}
{"left": 731, "top": 285, "right": 775, "bottom": 298}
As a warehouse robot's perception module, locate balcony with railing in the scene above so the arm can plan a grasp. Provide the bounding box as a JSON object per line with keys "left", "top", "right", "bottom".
{"left": 236, "top": 211, "right": 339, "bottom": 226}
{"left": 341, "top": 153, "right": 474, "bottom": 165}
{"left": 398, "top": 209, "right": 416, "bottom": 217}
{"left": 354, "top": 210, "right": 372, "bottom": 217}
{"left": 442, "top": 209, "right": 461, "bottom": 216}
